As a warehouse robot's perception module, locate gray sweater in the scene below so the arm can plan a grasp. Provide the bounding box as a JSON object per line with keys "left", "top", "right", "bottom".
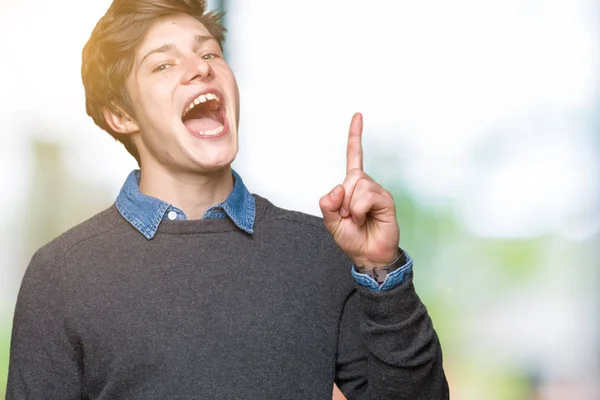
{"left": 8, "top": 195, "right": 448, "bottom": 399}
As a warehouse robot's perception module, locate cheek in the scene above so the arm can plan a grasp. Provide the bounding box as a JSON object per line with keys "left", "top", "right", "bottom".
{"left": 216, "top": 66, "right": 239, "bottom": 95}
{"left": 134, "top": 77, "right": 175, "bottom": 116}
{"left": 222, "top": 75, "right": 240, "bottom": 120}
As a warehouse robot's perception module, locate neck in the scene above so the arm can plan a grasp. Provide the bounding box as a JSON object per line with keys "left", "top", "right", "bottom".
{"left": 139, "top": 165, "right": 234, "bottom": 220}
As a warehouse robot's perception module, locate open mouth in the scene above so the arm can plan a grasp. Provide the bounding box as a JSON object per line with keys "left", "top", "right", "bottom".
{"left": 181, "top": 91, "right": 226, "bottom": 137}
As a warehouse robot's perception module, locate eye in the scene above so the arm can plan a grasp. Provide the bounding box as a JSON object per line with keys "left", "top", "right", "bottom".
{"left": 202, "top": 53, "right": 219, "bottom": 60}
{"left": 152, "top": 63, "right": 173, "bottom": 73}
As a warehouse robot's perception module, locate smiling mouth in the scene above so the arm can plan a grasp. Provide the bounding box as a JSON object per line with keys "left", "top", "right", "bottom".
{"left": 181, "top": 92, "right": 226, "bottom": 137}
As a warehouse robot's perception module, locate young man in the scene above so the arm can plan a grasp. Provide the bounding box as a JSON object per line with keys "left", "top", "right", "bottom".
{"left": 7, "top": 0, "right": 449, "bottom": 398}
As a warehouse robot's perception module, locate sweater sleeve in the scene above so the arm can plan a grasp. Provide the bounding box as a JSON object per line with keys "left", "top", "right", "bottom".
{"left": 335, "top": 274, "right": 449, "bottom": 399}
{"left": 7, "top": 247, "right": 83, "bottom": 399}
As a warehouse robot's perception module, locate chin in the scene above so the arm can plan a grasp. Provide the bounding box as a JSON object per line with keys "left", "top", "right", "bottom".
{"left": 189, "top": 150, "right": 237, "bottom": 173}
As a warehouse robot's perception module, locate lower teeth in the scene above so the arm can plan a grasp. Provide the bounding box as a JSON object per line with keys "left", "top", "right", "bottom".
{"left": 200, "top": 125, "right": 224, "bottom": 136}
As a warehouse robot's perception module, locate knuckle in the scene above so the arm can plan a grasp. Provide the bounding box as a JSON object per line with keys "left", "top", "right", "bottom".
{"left": 365, "top": 191, "right": 377, "bottom": 204}
{"left": 356, "top": 177, "right": 368, "bottom": 190}
{"left": 347, "top": 170, "right": 365, "bottom": 184}
{"left": 318, "top": 195, "right": 327, "bottom": 208}
{"left": 347, "top": 168, "right": 361, "bottom": 177}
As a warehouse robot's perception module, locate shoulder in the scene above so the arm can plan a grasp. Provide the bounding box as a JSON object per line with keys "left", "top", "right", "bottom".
{"left": 254, "top": 194, "right": 327, "bottom": 233}
{"left": 253, "top": 194, "right": 344, "bottom": 256}
{"left": 28, "top": 205, "right": 126, "bottom": 271}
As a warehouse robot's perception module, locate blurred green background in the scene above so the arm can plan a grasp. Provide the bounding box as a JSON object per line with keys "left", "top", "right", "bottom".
{"left": 1, "top": 0, "right": 598, "bottom": 398}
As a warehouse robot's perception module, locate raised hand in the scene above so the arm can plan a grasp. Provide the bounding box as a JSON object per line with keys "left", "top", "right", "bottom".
{"left": 319, "top": 113, "right": 400, "bottom": 269}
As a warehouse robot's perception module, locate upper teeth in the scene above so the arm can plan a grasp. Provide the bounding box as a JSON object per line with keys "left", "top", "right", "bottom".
{"left": 183, "top": 93, "right": 220, "bottom": 116}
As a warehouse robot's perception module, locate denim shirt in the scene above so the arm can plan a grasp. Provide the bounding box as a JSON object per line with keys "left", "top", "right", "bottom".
{"left": 115, "top": 169, "right": 412, "bottom": 291}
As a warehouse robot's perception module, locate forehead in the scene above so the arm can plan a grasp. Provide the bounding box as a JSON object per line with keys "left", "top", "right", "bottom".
{"left": 138, "top": 13, "right": 213, "bottom": 54}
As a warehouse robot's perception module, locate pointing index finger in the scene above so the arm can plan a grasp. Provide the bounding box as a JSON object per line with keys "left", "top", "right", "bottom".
{"left": 346, "top": 112, "right": 363, "bottom": 173}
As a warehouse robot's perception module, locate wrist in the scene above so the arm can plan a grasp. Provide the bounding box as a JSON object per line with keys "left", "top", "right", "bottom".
{"left": 354, "top": 250, "right": 405, "bottom": 284}
{"left": 353, "top": 250, "right": 402, "bottom": 270}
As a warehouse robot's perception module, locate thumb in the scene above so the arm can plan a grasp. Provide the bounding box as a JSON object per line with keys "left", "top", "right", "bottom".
{"left": 319, "top": 185, "right": 344, "bottom": 232}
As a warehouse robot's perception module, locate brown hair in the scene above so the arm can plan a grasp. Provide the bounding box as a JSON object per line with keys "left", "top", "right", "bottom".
{"left": 81, "top": 0, "right": 226, "bottom": 164}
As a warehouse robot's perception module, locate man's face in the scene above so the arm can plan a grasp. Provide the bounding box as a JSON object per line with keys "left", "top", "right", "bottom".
{"left": 124, "top": 13, "right": 240, "bottom": 174}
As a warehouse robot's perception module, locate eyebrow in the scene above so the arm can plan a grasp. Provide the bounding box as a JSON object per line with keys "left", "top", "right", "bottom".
{"left": 139, "top": 34, "right": 216, "bottom": 67}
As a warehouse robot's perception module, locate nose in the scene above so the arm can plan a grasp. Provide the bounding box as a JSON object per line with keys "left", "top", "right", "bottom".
{"left": 182, "top": 54, "right": 214, "bottom": 84}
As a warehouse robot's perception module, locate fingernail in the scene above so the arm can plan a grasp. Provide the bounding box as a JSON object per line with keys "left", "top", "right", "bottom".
{"left": 340, "top": 207, "right": 349, "bottom": 217}
{"left": 331, "top": 186, "right": 341, "bottom": 200}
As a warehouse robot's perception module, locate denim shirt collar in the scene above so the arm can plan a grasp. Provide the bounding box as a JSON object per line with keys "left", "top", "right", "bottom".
{"left": 115, "top": 169, "right": 255, "bottom": 239}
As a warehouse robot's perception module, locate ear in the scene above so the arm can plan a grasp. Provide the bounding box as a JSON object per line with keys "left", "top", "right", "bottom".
{"left": 103, "top": 105, "right": 140, "bottom": 135}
